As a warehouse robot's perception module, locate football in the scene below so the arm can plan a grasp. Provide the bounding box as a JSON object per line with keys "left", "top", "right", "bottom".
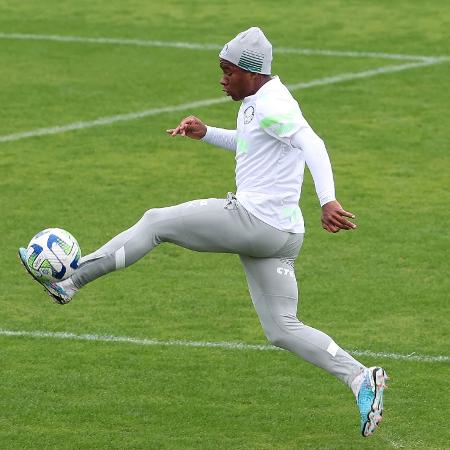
{"left": 25, "top": 228, "right": 81, "bottom": 282}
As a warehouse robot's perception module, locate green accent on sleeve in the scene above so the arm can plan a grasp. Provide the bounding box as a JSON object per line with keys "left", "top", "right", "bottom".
{"left": 259, "top": 112, "right": 300, "bottom": 136}
{"left": 236, "top": 137, "right": 249, "bottom": 154}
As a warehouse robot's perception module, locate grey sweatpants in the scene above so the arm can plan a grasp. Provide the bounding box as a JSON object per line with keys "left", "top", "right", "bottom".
{"left": 73, "top": 194, "right": 364, "bottom": 388}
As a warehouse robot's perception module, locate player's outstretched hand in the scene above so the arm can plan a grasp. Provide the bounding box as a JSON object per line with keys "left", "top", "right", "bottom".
{"left": 321, "top": 200, "right": 357, "bottom": 233}
{"left": 166, "top": 116, "right": 207, "bottom": 140}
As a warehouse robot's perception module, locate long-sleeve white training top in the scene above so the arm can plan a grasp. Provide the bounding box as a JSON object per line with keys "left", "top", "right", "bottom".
{"left": 202, "top": 76, "right": 336, "bottom": 233}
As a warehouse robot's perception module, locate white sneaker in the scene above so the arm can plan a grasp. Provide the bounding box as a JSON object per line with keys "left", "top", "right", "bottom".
{"left": 356, "top": 367, "right": 388, "bottom": 437}
{"left": 18, "top": 247, "right": 76, "bottom": 305}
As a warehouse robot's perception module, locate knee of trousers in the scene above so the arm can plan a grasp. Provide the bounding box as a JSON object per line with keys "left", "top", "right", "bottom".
{"left": 262, "top": 315, "right": 305, "bottom": 350}
{"left": 141, "top": 208, "right": 166, "bottom": 238}
{"left": 142, "top": 207, "right": 164, "bottom": 223}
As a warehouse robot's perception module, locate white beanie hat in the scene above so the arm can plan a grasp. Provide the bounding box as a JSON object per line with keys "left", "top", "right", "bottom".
{"left": 219, "top": 27, "right": 272, "bottom": 75}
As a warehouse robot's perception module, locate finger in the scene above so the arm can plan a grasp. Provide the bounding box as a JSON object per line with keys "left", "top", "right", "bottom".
{"left": 334, "top": 217, "right": 356, "bottom": 230}
{"left": 180, "top": 118, "right": 194, "bottom": 129}
{"left": 338, "top": 209, "right": 356, "bottom": 219}
{"left": 331, "top": 220, "right": 354, "bottom": 230}
{"left": 327, "top": 212, "right": 357, "bottom": 229}
{"left": 336, "top": 214, "right": 357, "bottom": 229}
{"left": 322, "top": 222, "right": 339, "bottom": 233}
{"left": 323, "top": 217, "right": 353, "bottom": 231}
{"left": 179, "top": 123, "right": 190, "bottom": 135}
{"left": 174, "top": 117, "right": 192, "bottom": 130}
{"left": 174, "top": 124, "right": 187, "bottom": 136}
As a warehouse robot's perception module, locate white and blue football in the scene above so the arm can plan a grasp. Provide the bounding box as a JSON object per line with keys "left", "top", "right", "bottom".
{"left": 25, "top": 228, "right": 81, "bottom": 282}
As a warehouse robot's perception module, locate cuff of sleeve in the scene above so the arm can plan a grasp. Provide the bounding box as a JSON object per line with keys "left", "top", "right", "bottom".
{"left": 319, "top": 195, "right": 336, "bottom": 207}
{"left": 201, "top": 125, "right": 212, "bottom": 143}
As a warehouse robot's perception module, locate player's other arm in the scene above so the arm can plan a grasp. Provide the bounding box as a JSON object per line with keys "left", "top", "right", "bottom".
{"left": 291, "top": 127, "right": 356, "bottom": 233}
{"left": 167, "top": 116, "right": 237, "bottom": 152}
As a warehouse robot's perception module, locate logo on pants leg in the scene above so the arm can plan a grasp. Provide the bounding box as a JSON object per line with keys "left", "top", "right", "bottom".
{"left": 184, "top": 199, "right": 208, "bottom": 208}
{"left": 276, "top": 267, "right": 295, "bottom": 278}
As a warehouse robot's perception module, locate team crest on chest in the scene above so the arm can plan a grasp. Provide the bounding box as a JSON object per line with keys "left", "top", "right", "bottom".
{"left": 243, "top": 106, "right": 255, "bottom": 124}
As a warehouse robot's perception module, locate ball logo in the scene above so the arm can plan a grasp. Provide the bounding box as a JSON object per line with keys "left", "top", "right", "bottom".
{"left": 244, "top": 106, "right": 255, "bottom": 124}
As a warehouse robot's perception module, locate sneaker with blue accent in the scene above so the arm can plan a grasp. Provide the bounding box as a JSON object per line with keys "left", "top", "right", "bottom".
{"left": 357, "top": 366, "right": 388, "bottom": 437}
{"left": 18, "top": 247, "right": 74, "bottom": 305}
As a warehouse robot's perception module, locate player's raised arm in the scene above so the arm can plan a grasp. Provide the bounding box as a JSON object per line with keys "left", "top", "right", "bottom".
{"left": 168, "top": 116, "right": 237, "bottom": 152}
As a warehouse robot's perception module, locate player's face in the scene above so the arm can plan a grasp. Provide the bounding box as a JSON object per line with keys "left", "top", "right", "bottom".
{"left": 219, "top": 59, "right": 255, "bottom": 101}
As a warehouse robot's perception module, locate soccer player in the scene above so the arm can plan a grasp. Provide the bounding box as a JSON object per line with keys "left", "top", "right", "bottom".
{"left": 19, "top": 27, "right": 387, "bottom": 437}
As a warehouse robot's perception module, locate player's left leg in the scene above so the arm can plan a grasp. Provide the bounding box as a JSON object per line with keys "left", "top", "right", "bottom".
{"left": 239, "top": 254, "right": 387, "bottom": 436}
{"left": 240, "top": 254, "right": 364, "bottom": 386}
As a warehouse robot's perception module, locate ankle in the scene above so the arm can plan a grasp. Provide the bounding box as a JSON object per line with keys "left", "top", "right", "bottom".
{"left": 351, "top": 368, "right": 367, "bottom": 398}
{"left": 59, "top": 277, "right": 78, "bottom": 295}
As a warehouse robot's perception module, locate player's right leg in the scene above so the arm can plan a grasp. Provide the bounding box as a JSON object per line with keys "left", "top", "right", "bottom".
{"left": 45, "top": 195, "right": 290, "bottom": 301}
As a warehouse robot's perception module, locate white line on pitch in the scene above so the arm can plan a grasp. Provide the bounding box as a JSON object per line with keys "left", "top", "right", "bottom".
{"left": 0, "top": 59, "right": 442, "bottom": 144}
{"left": 0, "top": 97, "right": 229, "bottom": 143}
{"left": 0, "top": 32, "right": 445, "bottom": 61}
{"left": 0, "top": 329, "right": 448, "bottom": 363}
{"left": 288, "top": 58, "right": 441, "bottom": 90}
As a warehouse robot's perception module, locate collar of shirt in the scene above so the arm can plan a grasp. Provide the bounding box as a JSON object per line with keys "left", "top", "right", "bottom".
{"left": 242, "top": 75, "right": 280, "bottom": 104}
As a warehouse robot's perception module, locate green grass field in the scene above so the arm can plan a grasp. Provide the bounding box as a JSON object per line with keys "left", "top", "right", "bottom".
{"left": 1, "top": 1, "right": 449, "bottom": 448}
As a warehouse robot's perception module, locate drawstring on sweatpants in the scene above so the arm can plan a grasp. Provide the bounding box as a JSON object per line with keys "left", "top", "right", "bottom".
{"left": 225, "top": 192, "right": 237, "bottom": 209}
